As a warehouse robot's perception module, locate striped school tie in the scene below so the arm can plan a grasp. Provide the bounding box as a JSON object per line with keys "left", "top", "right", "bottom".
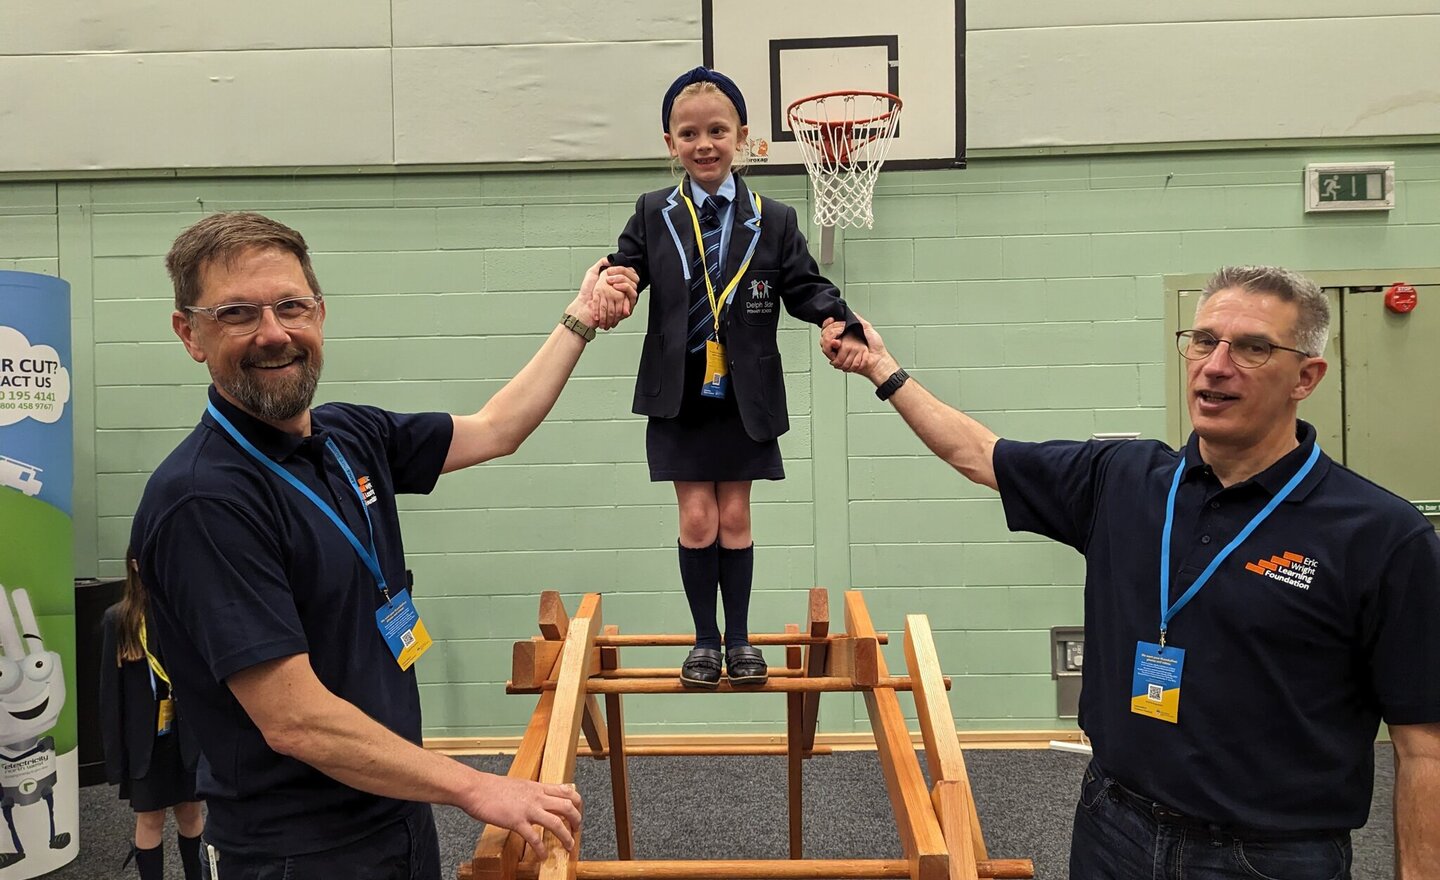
{"left": 687, "top": 197, "right": 727, "bottom": 353}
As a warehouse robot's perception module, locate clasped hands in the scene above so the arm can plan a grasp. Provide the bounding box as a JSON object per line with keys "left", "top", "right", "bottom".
{"left": 821, "top": 315, "right": 893, "bottom": 380}
{"left": 576, "top": 259, "right": 640, "bottom": 331}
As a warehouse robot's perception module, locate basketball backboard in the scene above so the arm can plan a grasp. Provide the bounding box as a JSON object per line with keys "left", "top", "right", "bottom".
{"left": 702, "top": 0, "right": 965, "bottom": 174}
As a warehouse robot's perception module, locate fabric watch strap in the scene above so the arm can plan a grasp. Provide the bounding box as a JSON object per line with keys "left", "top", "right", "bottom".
{"left": 561, "top": 312, "right": 595, "bottom": 342}
{"left": 875, "top": 367, "right": 911, "bottom": 401}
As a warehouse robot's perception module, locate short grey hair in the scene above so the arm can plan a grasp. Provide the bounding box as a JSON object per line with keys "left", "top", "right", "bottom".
{"left": 1198, "top": 266, "right": 1329, "bottom": 358}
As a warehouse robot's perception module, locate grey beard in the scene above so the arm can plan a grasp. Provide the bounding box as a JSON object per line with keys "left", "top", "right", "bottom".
{"left": 217, "top": 353, "right": 323, "bottom": 423}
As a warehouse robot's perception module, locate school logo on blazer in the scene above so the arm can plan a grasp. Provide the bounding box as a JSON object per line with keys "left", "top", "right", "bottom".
{"left": 745, "top": 280, "right": 775, "bottom": 317}
{"left": 357, "top": 475, "right": 378, "bottom": 507}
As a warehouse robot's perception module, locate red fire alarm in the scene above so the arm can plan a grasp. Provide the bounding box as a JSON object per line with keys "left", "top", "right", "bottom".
{"left": 1385, "top": 283, "right": 1418, "bottom": 314}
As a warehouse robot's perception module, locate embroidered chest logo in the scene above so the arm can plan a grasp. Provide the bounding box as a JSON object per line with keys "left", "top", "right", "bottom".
{"left": 746, "top": 280, "right": 775, "bottom": 315}
{"left": 357, "top": 475, "right": 378, "bottom": 507}
{"left": 1244, "top": 551, "right": 1317, "bottom": 590}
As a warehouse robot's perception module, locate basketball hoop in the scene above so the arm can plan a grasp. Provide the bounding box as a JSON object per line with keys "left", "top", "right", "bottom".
{"left": 787, "top": 90, "right": 903, "bottom": 230}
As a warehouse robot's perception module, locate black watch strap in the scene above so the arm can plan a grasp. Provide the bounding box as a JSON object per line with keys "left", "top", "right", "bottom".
{"left": 875, "top": 367, "right": 910, "bottom": 401}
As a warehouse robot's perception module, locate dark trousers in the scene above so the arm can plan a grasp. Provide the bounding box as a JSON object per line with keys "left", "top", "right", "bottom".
{"left": 201, "top": 806, "right": 440, "bottom": 880}
{"left": 1070, "top": 762, "right": 1352, "bottom": 880}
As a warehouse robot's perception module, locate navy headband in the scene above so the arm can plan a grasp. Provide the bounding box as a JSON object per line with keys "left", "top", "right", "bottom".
{"left": 661, "top": 67, "right": 747, "bottom": 131}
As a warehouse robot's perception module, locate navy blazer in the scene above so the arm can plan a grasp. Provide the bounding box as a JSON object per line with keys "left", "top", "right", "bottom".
{"left": 609, "top": 177, "right": 861, "bottom": 443}
{"left": 99, "top": 606, "right": 201, "bottom": 785}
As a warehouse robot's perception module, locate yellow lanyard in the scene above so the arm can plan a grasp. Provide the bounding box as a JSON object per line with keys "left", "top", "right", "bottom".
{"left": 680, "top": 190, "right": 762, "bottom": 334}
{"left": 138, "top": 618, "right": 172, "bottom": 692}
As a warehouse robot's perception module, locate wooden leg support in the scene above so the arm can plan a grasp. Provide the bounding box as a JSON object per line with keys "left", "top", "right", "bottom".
{"left": 601, "top": 624, "right": 634, "bottom": 860}
{"left": 471, "top": 589, "right": 1034, "bottom": 880}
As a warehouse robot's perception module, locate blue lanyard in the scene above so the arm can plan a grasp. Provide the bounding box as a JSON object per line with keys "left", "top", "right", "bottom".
{"left": 206, "top": 402, "right": 391, "bottom": 601}
{"left": 1157, "top": 442, "right": 1321, "bottom": 647}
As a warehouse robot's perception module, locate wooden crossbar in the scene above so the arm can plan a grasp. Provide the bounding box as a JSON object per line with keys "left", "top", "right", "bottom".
{"left": 521, "top": 675, "right": 936, "bottom": 695}
{"left": 513, "top": 859, "right": 1035, "bottom": 880}
{"left": 592, "top": 633, "right": 888, "bottom": 647}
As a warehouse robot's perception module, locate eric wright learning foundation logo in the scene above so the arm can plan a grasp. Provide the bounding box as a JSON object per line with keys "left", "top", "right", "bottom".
{"left": 1244, "top": 551, "right": 1317, "bottom": 590}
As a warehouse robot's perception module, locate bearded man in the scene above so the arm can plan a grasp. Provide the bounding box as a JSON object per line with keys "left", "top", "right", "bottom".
{"left": 131, "top": 212, "right": 637, "bottom": 880}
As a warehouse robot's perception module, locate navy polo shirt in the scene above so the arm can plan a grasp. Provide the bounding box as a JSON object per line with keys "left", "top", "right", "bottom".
{"left": 995, "top": 421, "right": 1440, "bottom": 832}
{"left": 131, "top": 387, "right": 453, "bottom": 856}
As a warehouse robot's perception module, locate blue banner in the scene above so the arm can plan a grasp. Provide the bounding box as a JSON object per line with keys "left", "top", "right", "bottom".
{"left": 0, "top": 270, "right": 78, "bottom": 877}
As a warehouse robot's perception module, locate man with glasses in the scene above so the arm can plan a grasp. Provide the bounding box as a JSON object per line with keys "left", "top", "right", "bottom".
{"left": 821, "top": 265, "right": 1440, "bottom": 878}
{"left": 131, "top": 212, "right": 639, "bottom": 879}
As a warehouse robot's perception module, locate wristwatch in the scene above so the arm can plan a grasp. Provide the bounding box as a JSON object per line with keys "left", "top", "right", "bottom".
{"left": 875, "top": 367, "right": 910, "bottom": 401}
{"left": 560, "top": 313, "right": 595, "bottom": 342}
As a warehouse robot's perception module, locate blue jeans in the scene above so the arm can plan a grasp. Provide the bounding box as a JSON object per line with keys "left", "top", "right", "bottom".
{"left": 200, "top": 806, "right": 441, "bottom": 880}
{"left": 1070, "top": 762, "right": 1352, "bottom": 880}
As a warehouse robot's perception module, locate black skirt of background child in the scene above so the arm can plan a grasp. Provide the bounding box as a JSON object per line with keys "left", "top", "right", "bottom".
{"left": 647, "top": 347, "right": 784, "bottom": 482}
{"left": 118, "top": 731, "right": 197, "bottom": 812}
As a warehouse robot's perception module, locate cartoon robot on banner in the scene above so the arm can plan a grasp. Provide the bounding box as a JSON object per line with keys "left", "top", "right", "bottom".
{"left": 0, "top": 585, "right": 69, "bottom": 867}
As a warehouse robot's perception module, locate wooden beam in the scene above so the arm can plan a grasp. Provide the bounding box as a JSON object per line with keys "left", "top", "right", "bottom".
{"left": 538, "top": 596, "right": 604, "bottom": 880}
{"left": 600, "top": 624, "right": 634, "bottom": 860}
{"left": 904, "top": 615, "right": 988, "bottom": 862}
{"left": 467, "top": 690, "right": 556, "bottom": 880}
{"left": 578, "top": 744, "right": 834, "bottom": 757}
{"left": 800, "top": 588, "right": 830, "bottom": 753}
{"left": 592, "top": 633, "right": 887, "bottom": 647}
{"left": 786, "top": 623, "right": 804, "bottom": 860}
{"left": 513, "top": 638, "right": 566, "bottom": 690}
{"left": 846, "top": 592, "right": 950, "bottom": 880}
{"left": 522, "top": 675, "right": 935, "bottom": 695}
{"left": 514, "top": 860, "right": 1034, "bottom": 880}
{"left": 932, "top": 781, "right": 980, "bottom": 880}
{"left": 539, "top": 590, "right": 569, "bottom": 640}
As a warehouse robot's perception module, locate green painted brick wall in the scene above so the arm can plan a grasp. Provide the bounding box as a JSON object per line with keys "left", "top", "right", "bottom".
{"left": 4, "top": 144, "right": 1438, "bottom": 736}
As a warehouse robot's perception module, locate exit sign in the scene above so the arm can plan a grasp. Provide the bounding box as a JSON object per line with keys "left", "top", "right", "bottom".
{"left": 1305, "top": 162, "right": 1395, "bottom": 212}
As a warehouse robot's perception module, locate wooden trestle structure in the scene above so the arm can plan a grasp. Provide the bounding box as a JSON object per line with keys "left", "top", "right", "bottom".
{"left": 459, "top": 589, "right": 1035, "bottom": 880}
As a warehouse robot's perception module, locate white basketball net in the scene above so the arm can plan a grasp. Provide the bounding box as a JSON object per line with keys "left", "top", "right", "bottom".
{"left": 787, "top": 91, "right": 903, "bottom": 229}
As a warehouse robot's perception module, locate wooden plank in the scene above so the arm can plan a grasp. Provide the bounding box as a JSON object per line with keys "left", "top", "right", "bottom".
{"left": 786, "top": 623, "right": 804, "bottom": 860}
{"left": 578, "top": 744, "right": 834, "bottom": 757}
{"left": 538, "top": 596, "right": 604, "bottom": 880}
{"left": 932, "top": 782, "right": 980, "bottom": 880}
{"left": 525, "top": 676, "right": 931, "bottom": 695}
{"left": 539, "top": 590, "right": 569, "bottom": 640}
{"left": 468, "top": 690, "right": 557, "bottom": 880}
{"left": 514, "top": 859, "right": 1034, "bottom": 880}
{"left": 846, "top": 592, "right": 949, "bottom": 880}
{"left": 905, "top": 615, "right": 988, "bottom": 862}
{"left": 513, "top": 638, "right": 565, "bottom": 690}
{"left": 800, "top": 588, "right": 830, "bottom": 753}
{"left": 601, "top": 624, "right": 634, "bottom": 860}
{"left": 593, "top": 633, "right": 888, "bottom": 647}
{"left": 580, "top": 694, "right": 609, "bottom": 757}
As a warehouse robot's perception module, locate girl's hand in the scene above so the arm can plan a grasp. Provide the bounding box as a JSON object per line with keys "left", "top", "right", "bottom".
{"left": 832, "top": 333, "right": 869, "bottom": 373}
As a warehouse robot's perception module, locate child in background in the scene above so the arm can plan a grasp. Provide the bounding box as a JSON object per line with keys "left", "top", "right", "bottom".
{"left": 100, "top": 550, "right": 204, "bottom": 880}
{"left": 600, "top": 67, "right": 868, "bottom": 689}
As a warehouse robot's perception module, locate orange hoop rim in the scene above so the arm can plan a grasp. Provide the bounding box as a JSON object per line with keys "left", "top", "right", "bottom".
{"left": 786, "top": 90, "right": 903, "bottom": 129}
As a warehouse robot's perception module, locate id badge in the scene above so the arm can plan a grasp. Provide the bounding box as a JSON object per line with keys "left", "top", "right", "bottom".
{"left": 1131, "top": 641, "right": 1184, "bottom": 723}
{"left": 700, "top": 339, "right": 729, "bottom": 399}
{"left": 156, "top": 698, "right": 175, "bottom": 736}
{"left": 375, "top": 589, "right": 433, "bottom": 671}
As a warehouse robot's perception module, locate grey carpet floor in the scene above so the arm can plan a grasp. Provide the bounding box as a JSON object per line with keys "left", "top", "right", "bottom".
{"left": 54, "top": 746, "right": 1395, "bottom": 879}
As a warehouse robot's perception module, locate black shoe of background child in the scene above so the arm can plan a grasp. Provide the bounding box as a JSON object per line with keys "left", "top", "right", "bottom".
{"left": 725, "top": 644, "right": 768, "bottom": 687}
{"left": 680, "top": 647, "right": 723, "bottom": 690}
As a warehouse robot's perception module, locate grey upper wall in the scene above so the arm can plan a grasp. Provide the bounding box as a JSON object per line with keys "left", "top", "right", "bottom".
{"left": 2, "top": 1, "right": 1438, "bottom": 172}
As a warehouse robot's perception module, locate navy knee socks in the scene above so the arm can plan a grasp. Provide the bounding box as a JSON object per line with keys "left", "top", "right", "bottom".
{"left": 678, "top": 541, "right": 721, "bottom": 650}
{"left": 719, "top": 544, "right": 755, "bottom": 650}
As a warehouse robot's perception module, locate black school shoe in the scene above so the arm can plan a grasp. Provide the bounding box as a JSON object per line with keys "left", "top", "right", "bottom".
{"left": 725, "top": 644, "right": 768, "bottom": 686}
{"left": 680, "top": 647, "right": 723, "bottom": 689}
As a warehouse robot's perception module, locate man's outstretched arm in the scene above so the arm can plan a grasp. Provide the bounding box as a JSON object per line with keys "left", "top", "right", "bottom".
{"left": 443, "top": 259, "right": 638, "bottom": 473}
{"left": 822, "top": 315, "right": 1000, "bottom": 490}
